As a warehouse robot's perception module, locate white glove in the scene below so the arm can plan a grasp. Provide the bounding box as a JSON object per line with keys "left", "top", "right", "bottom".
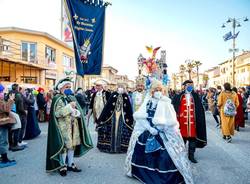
{"left": 149, "top": 127, "right": 158, "bottom": 135}
{"left": 71, "top": 109, "right": 81, "bottom": 117}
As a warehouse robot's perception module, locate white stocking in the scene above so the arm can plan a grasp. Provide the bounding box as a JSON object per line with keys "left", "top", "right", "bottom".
{"left": 67, "top": 149, "right": 74, "bottom": 167}
{"left": 61, "top": 153, "right": 67, "bottom": 165}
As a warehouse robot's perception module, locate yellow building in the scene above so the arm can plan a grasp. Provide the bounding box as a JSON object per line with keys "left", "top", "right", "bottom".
{"left": 218, "top": 52, "right": 250, "bottom": 87}
{"left": 0, "top": 27, "right": 75, "bottom": 89}
{"left": 235, "top": 51, "right": 250, "bottom": 87}
{"left": 204, "top": 51, "right": 250, "bottom": 88}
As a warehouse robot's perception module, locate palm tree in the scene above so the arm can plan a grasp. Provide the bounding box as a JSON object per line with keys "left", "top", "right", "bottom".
{"left": 185, "top": 60, "right": 194, "bottom": 80}
{"left": 179, "top": 64, "right": 186, "bottom": 86}
{"left": 172, "top": 73, "right": 178, "bottom": 90}
{"left": 192, "top": 60, "right": 202, "bottom": 89}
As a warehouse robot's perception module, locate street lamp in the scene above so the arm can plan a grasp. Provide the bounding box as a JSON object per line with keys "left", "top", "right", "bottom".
{"left": 221, "top": 16, "right": 248, "bottom": 86}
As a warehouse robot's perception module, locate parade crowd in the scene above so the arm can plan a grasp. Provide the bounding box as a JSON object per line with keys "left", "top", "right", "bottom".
{"left": 1, "top": 79, "right": 250, "bottom": 184}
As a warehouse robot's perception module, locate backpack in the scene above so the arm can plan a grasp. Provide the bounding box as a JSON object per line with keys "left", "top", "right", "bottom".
{"left": 224, "top": 97, "right": 236, "bottom": 117}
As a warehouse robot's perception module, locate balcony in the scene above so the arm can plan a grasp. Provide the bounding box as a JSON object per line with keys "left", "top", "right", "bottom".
{"left": 0, "top": 37, "right": 48, "bottom": 69}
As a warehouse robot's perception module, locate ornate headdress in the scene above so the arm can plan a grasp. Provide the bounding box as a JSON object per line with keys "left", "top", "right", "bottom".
{"left": 139, "top": 46, "right": 170, "bottom": 91}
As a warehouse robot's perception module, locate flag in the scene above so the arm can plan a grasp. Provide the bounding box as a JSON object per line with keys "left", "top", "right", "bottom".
{"left": 223, "top": 31, "right": 232, "bottom": 41}
{"left": 64, "top": 0, "right": 107, "bottom": 75}
{"left": 62, "top": 4, "right": 73, "bottom": 42}
{"left": 232, "top": 31, "right": 240, "bottom": 39}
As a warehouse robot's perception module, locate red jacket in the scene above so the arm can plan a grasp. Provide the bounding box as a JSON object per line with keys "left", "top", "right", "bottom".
{"left": 177, "top": 95, "right": 197, "bottom": 138}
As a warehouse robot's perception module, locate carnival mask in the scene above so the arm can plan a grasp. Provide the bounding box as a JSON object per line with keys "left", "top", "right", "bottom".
{"left": 153, "top": 91, "right": 162, "bottom": 99}
{"left": 186, "top": 86, "right": 193, "bottom": 93}
{"left": 64, "top": 88, "right": 73, "bottom": 96}
{"left": 117, "top": 87, "right": 124, "bottom": 94}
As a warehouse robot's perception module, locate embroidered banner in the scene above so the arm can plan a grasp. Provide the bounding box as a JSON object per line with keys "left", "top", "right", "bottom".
{"left": 64, "top": 0, "right": 108, "bottom": 75}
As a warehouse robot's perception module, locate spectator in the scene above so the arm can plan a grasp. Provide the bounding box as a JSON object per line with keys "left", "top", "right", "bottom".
{"left": 23, "top": 88, "right": 41, "bottom": 140}
{"left": 75, "top": 88, "right": 87, "bottom": 111}
{"left": 0, "top": 83, "right": 17, "bottom": 168}
{"left": 232, "top": 87, "right": 244, "bottom": 131}
{"left": 12, "top": 84, "right": 28, "bottom": 147}
{"left": 37, "top": 87, "right": 46, "bottom": 122}
{"left": 217, "top": 83, "right": 239, "bottom": 143}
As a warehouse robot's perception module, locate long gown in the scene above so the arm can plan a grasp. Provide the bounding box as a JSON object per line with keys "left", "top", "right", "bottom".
{"left": 125, "top": 96, "right": 193, "bottom": 184}
{"left": 96, "top": 92, "right": 134, "bottom": 153}
{"left": 24, "top": 94, "right": 41, "bottom": 140}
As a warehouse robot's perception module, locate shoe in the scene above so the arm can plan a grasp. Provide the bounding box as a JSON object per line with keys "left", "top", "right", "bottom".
{"left": 59, "top": 165, "right": 67, "bottom": 176}
{"left": 236, "top": 126, "right": 239, "bottom": 131}
{"left": 188, "top": 153, "right": 198, "bottom": 163}
{"left": 226, "top": 136, "right": 232, "bottom": 143}
{"left": 18, "top": 141, "right": 28, "bottom": 146}
{"left": 0, "top": 160, "right": 16, "bottom": 168}
{"left": 67, "top": 163, "right": 82, "bottom": 172}
{"left": 223, "top": 135, "right": 226, "bottom": 140}
{"left": 9, "top": 145, "right": 25, "bottom": 152}
{"left": 188, "top": 156, "right": 198, "bottom": 163}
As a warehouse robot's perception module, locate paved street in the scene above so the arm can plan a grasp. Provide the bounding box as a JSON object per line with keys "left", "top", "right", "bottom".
{"left": 0, "top": 113, "right": 250, "bottom": 184}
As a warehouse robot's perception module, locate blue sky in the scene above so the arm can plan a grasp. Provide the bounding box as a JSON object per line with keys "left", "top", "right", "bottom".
{"left": 0, "top": 0, "right": 249, "bottom": 79}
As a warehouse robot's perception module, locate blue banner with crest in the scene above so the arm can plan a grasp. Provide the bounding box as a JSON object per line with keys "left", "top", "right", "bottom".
{"left": 64, "top": 0, "right": 107, "bottom": 75}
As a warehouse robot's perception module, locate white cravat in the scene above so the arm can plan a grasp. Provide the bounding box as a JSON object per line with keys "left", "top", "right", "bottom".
{"left": 94, "top": 91, "right": 104, "bottom": 119}
{"left": 185, "top": 93, "right": 191, "bottom": 106}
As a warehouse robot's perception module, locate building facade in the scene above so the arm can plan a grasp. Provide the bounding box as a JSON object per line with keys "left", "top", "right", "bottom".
{"left": 204, "top": 66, "right": 220, "bottom": 88}
{"left": 205, "top": 51, "right": 250, "bottom": 88}
{"left": 0, "top": 27, "right": 74, "bottom": 89}
{"left": 83, "top": 65, "right": 135, "bottom": 90}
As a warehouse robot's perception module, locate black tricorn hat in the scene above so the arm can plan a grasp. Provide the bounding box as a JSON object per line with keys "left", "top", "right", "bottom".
{"left": 182, "top": 80, "right": 193, "bottom": 86}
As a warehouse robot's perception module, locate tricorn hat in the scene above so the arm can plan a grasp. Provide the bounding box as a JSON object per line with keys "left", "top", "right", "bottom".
{"left": 94, "top": 79, "right": 108, "bottom": 86}
{"left": 55, "top": 77, "right": 73, "bottom": 90}
{"left": 182, "top": 80, "right": 193, "bottom": 86}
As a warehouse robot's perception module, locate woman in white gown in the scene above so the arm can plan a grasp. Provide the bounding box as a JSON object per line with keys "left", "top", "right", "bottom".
{"left": 125, "top": 79, "right": 193, "bottom": 184}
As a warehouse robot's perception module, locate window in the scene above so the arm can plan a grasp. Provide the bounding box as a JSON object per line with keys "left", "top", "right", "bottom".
{"left": 45, "top": 46, "right": 56, "bottom": 67}
{"left": 63, "top": 54, "right": 73, "bottom": 68}
{"left": 21, "top": 42, "right": 37, "bottom": 63}
{"left": 21, "top": 76, "right": 37, "bottom": 84}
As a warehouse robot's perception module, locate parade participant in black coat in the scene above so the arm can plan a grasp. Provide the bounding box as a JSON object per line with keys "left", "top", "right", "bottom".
{"left": 96, "top": 86, "right": 134, "bottom": 153}
{"left": 172, "top": 80, "right": 207, "bottom": 163}
{"left": 87, "top": 80, "right": 111, "bottom": 126}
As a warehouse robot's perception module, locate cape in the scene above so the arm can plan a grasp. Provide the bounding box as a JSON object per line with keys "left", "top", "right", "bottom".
{"left": 97, "top": 92, "right": 134, "bottom": 131}
{"left": 172, "top": 91, "right": 207, "bottom": 148}
{"left": 46, "top": 94, "right": 93, "bottom": 172}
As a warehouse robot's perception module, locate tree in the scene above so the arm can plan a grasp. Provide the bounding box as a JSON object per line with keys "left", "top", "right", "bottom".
{"left": 192, "top": 60, "right": 202, "bottom": 89}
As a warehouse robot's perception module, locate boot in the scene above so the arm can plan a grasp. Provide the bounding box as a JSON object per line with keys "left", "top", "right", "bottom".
{"left": 188, "top": 152, "right": 198, "bottom": 163}
{"left": 236, "top": 125, "right": 239, "bottom": 131}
